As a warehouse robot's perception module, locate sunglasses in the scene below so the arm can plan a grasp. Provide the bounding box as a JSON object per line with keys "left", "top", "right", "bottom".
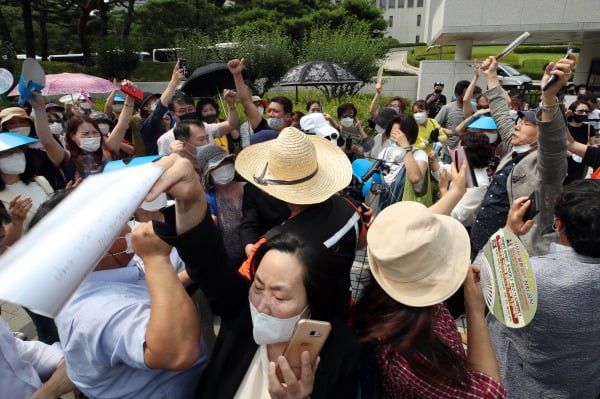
{"left": 435, "top": 82, "right": 444, "bottom": 86}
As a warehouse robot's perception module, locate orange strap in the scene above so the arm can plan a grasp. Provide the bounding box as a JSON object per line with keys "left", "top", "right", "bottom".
{"left": 238, "top": 237, "right": 268, "bottom": 280}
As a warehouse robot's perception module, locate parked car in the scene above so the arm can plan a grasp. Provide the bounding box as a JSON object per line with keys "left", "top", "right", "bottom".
{"left": 497, "top": 63, "right": 532, "bottom": 90}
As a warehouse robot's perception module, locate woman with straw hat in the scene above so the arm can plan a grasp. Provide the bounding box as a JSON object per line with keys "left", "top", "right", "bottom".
{"left": 353, "top": 201, "right": 505, "bottom": 398}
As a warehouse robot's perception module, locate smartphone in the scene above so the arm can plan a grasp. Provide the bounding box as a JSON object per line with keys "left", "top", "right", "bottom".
{"left": 451, "top": 147, "right": 478, "bottom": 188}
{"left": 276, "top": 319, "right": 331, "bottom": 382}
{"left": 120, "top": 84, "right": 144, "bottom": 101}
{"left": 178, "top": 58, "right": 188, "bottom": 77}
{"left": 542, "top": 46, "right": 571, "bottom": 91}
{"left": 523, "top": 191, "right": 540, "bottom": 221}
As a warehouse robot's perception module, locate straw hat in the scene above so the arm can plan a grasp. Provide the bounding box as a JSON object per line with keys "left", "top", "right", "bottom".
{"left": 235, "top": 127, "right": 351, "bottom": 205}
{"left": 0, "top": 107, "right": 33, "bottom": 127}
{"left": 367, "top": 202, "right": 471, "bottom": 307}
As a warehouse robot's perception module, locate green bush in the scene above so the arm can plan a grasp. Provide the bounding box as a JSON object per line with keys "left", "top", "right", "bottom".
{"left": 94, "top": 36, "right": 140, "bottom": 80}
{"left": 39, "top": 61, "right": 101, "bottom": 75}
{"left": 514, "top": 45, "right": 580, "bottom": 54}
{"left": 299, "top": 21, "right": 387, "bottom": 98}
{"left": 382, "top": 37, "right": 401, "bottom": 49}
{"left": 520, "top": 59, "right": 548, "bottom": 80}
{"left": 130, "top": 62, "right": 173, "bottom": 82}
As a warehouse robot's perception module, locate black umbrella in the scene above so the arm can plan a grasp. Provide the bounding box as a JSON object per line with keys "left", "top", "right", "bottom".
{"left": 278, "top": 61, "right": 362, "bottom": 101}
{"left": 180, "top": 63, "right": 244, "bottom": 98}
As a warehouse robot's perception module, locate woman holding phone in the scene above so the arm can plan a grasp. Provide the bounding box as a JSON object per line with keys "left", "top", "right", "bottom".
{"left": 154, "top": 153, "right": 362, "bottom": 398}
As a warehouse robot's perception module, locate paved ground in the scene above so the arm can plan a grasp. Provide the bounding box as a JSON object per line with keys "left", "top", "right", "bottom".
{"left": 384, "top": 49, "right": 421, "bottom": 75}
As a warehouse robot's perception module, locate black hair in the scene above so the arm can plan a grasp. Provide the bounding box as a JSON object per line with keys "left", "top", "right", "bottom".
{"left": 29, "top": 189, "right": 74, "bottom": 228}
{"left": 412, "top": 100, "right": 429, "bottom": 112}
{"left": 306, "top": 99, "right": 321, "bottom": 111}
{"left": 337, "top": 103, "right": 358, "bottom": 119}
{"left": 554, "top": 179, "right": 600, "bottom": 257}
{"left": 384, "top": 115, "right": 419, "bottom": 145}
{"left": 454, "top": 80, "right": 471, "bottom": 98}
{"left": 568, "top": 101, "right": 589, "bottom": 113}
{"left": 461, "top": 133, "right": 493, "bottom": 168}
{"left": 168, "top": 91, "right": 194, "bottom": 111}
{"left": 249, "top": 233, "right": 340, "bottom": 321}
{"left": 0, "top": 148, "right": 40, "bottom": 191}
{"left": 173, "top": 117, "right": 204, "bottom": 141}
{"left": 269, "top": 96, "right": 293, "bottom": 114}
{"left": 0, "top": 201, "right": 11, "bottom": 225}
{"left": 473, "top": 85, "right": 482, "bottom": 95}
{"left": 196, "top": 98, "right": 220, "bottom": 119}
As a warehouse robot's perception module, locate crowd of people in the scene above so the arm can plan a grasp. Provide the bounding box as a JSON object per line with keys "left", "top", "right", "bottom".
{"left": 0, "top": 51, "right": 599, "bottom": 399}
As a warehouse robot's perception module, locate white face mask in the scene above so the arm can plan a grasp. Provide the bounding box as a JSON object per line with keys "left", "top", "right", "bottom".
{"left": 211, "top": 163, "right": 235, "bottom": 186}
{"left": 78, "top": 136, "right": 101, "bottom": 152}
{"left": 98, "top": 124, "right": 111, "bottom": 135}
{"left": 508, "top": 109, "right": 518, "bottom": 121}
{"left": 249, "top": 299, "right": 306, "bottom": 345}
{"left": 375, "top": 125, "right": 385, "bottom": 134}
{"left": 49, "top": 122, "right": 63, "bottom": 136}
{"left": 513, "top": 143, "right": 533, "bottom": 154}
{"left": 484, "top": 132, "right": 498, "bottom": 143}
{"left": 579, "top": 89, "right": 587, "bottom": 95}
{"left": 413, "top": 112, "right": 427, "bottom": 125}
{"left": 0, "top": 152, "right": 26, "bottom": 174}
{"left": 79, "top": 102, "right": 92, "bottom": 110}
{"left": 151, "top": 102, "right": 158, "bottom": 111}
{"left": 256, "top": 105, "right": 265, "bottom": 115}
{"left": 11, "top": 126, "right": 31, "bottom": 137}
{"left": 341, "top": 117, "right": 354, "bottom": 128}
{"left": 267, "top": 117, "right": 285, "bottom": 131}
{"left": 112, "top": 104, "right": 124, "bottom": 113}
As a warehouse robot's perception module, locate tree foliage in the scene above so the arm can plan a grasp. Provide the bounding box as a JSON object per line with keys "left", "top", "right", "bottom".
{"left": 94, "top": 36, "right": 140, "bottom": 80}
{"left": 299, "top": 21, "right": 387, "bottom": 97}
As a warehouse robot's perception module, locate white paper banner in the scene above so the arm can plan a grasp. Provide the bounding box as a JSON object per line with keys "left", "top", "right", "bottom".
{"left": 0, "top": 163, "right": 163, "bottom": 317}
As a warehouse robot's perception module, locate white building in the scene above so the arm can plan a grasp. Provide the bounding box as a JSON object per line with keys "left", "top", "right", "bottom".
{"left": 378, "top": 0, "right": 427, "bottom": 43}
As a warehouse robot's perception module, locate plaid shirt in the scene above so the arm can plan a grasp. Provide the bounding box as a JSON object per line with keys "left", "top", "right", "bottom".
{"left": 376, "top": 304, "right": 506, "bottom": 399}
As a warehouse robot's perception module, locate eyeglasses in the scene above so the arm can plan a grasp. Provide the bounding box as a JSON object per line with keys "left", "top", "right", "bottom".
{"left": 342, "top": 114, "right": 354, "bottom": 118}
{"left": 575, "top": 109, "right": 589, "bottom": 114}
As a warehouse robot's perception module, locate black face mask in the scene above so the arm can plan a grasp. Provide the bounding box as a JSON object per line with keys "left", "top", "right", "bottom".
{"left": 434, "top": 89, "right": 442, "bottom": 94}
{"left": 572, "top": 114, "right": 587, "bottom": 123}
{"left": 203, "top": 114, "right": 218, "bottom": 124}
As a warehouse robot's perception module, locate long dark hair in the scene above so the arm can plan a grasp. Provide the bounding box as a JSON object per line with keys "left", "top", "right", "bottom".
{"left": 0, "top": 147, "right": 40, "bottom": 190}
{"left": 249, "top": 233, "right": 340, "bottom": 321}
{"left": 65, "top": 115, "right": 105, "bottom": 164}
{"left": 353, "top": 279, "right": 470, "bottom": 388}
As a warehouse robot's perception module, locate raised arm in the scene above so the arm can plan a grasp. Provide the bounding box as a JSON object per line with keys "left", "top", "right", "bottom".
{"left": 228, "top": 59, "right": 263, "bottom": 130}
{"left": 481, "top": 57, "right": 515, "bottom": 149}
{"left": 456, "top": 108, "right": 491, "bottom": 136}
{"left": 27, "top": 93, "right": 66, "bottom": 165}
{"left": 463, "top": 61, "right": 481, "bottom": 119}
{"left": 216, "top": 89, "right": 239, "bottom": 137}
{"left": 104, "top": 80, "right": 135, "bottom": 152}
{"left": 429, "top": 160, "right": 467, "bottom": 215}
{"left": 160, "top": 61, "right": 185, "bottom": 108}
{"left": 369, "top": 81, "right": 383, "bottom": 119}
{"left": 133, "top": 221, "right": 201, "bottom": 371}
{"left": 104, "top": 80, "right": 117, "bottom": 114}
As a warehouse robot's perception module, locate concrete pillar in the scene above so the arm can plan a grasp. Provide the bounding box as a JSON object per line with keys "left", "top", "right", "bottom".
{"left": 573, "top": 37, "right": 600, "bottom": 86}
{"left": 455, "top": 40, "right": 473, "bottom": 60}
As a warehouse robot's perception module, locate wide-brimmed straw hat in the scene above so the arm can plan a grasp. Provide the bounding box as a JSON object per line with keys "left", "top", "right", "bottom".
{"left": 235, "top": 127, "right": 351, "bottom": 205}
{"left": 367, "top": 201, "right": 471, "bottom": 307}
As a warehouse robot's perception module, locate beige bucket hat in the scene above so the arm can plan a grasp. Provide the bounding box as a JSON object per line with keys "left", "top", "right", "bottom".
{"left": 367, "top": 201, "right": 471, "bottom": 307}
{"left": 235, "top": 126, "right": 351, "bottom": 205}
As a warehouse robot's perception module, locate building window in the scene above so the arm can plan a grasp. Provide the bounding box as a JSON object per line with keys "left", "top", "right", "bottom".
{"left": 417, "top": 0, "right": 423, "bottom": 6}
{"left": 389, "top": 0, "right": 395, "bottom": 8}
{"left": 408, "top": 0, "right": 414, "bottom": 7}
{"left": 416, "top": 35, "right": 420, "bottom": 43}
{"left": 398, "top": 0, "right": 404, "bottom": 7}
{"left": 389, "top": 16, "right": 393, "bottom": 27}
{"left": 417, "top": 14, "right": 421, "bottom": 26}
{"left": 380, "top": 0, "right": 386, "bottom": 8}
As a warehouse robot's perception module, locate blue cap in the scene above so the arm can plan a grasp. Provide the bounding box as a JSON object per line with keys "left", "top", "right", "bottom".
{"left": 114, "top": 94, "right": 125, "bottom": 102}
{"left": 468, "top": 115, "right": 497, "bottom": 130}
{"left": 0, "top": 132, "right": 38, "bottom": 152}
{"left": 103, "top": 155, "right": 162, "bottom": 173}
{"left": 250, "top": 130, "right": 278, "bottom": 145}
{"left": 517, "top": 109, "right": 538, "bottom": 126}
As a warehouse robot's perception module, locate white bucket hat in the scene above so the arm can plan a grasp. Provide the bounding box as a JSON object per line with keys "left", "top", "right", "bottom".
{"left": 367, "top": 201, "right": 471, "bottom": 307}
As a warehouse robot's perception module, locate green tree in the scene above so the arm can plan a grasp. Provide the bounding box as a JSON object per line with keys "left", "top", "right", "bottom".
{"left": 299, "top": 21, "right": 386, "bottom": 97}
{"left": 94, "top": 36, "right": 140, "bottom": 80}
